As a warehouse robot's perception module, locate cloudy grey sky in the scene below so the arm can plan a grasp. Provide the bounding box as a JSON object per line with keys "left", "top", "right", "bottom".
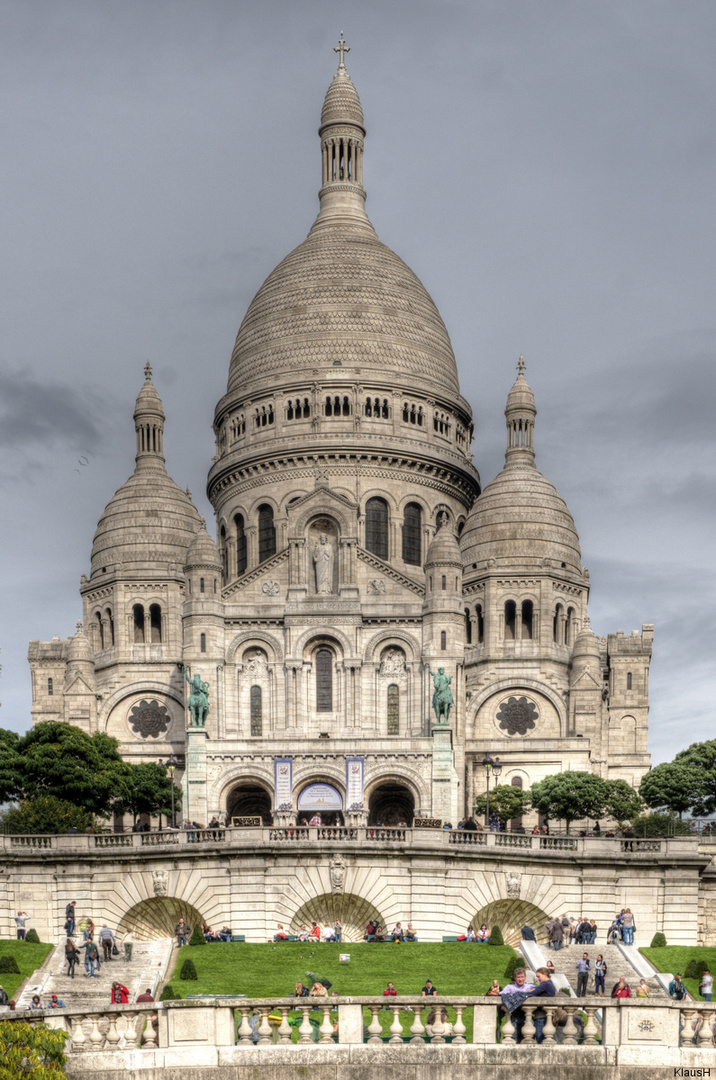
{"left": 0, "top": 0, "right": 713, "bottom": 764}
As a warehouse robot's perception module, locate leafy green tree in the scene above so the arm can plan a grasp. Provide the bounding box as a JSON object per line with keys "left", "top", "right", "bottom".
{"left": 0, "top": 729, "right": 21, "bottom": 803}
{"left": 0, "top": 796, "right": 95, "bottom": 835}
{"left": 673, "top": 741, "right": 716, "bottom": 818}
{"left": 474, "top": 784, "right": 530, "bottom": 826}
{"left": 604, "top": 780, "right": 645, "bottom": 826}
{"left": 640, "top": 759, "right": 704, "bottom": 817}
{"left": 114, "top": 762, "right": 181, "bottom": 824}
{"left": 630, "top": 811, "right": 692, "bottom": 838}
{"left": 13, "top": 723, "right": 126, "bottom": 816}
{"left": 530, "top": 771, "right": 609, "bottom": 833}
{"left": 0, "top": 1020, "right": 68, "bottom": 1080}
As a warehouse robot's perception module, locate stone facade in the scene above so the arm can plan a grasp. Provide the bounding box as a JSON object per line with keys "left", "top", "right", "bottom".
{"left": 28, "top": 50, "right": 653, "bottom": 835}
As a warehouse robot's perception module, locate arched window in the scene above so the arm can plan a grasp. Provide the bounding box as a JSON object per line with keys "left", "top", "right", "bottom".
{"left": 553, "top": 603, "right": 564, "bottom": 644}
{"left": 106, "top": 608, "right": 114, "bottom": 646}
{"left": 504, "top": 601, "right": 516, "bottom": 640}
{"left": 258, "top": 505, "right": 276, "bottom": 563}
{"left": 465, "top": 608, "right": 472, "bottom": 645}
{"left": 511, "top": 776, "right": 524, "bottom": 828}
{"left": 149, "top": 604, "right": 162, "bottom": 644}
{"left": 565, "top": 606, "right": 575, "bottom": 646}
{"left": 441, "top": 574, "right": 446, "bottom": 591}
{"left": 200, "top": 577, "right": 205, "bottom": 594}
{"left": 200, "top": 633, "right": 206, "bottom": 653}
{"left": 521, "top": 600, "right": 533, "bottom": 640}
{"left": 402, "top": 503, "right": 422, "bottom": 565}
{"left": 440, "top": 630, "right": 447, "bottom": 651}
{"left": 476, "top": 603, "right": 484, "bottom": 643}
{"left": 235, "top": 514, "right": 247, "bottom": 576}
{"left": 47, "top": 677, "right": 53, "bottom": 696}
{"left": 315, "top": 648, "right": 333, "bottom": 712}
{"left": 387, "top": 684, "right": 399, "bottom": 735}
{"left": 365, "top": 497, "right": 389, "bottom": 560}
{"left": 96, "top": 611, "right": 104, "bottom": 650}
{"left": 627, "top": 672, "right": 633, "bottom": 690}
{"left": 250, "top": 685, "right": 262, "bottom": 736}
{"left": 133, "top": 604, "right": 145, "bottom": 644}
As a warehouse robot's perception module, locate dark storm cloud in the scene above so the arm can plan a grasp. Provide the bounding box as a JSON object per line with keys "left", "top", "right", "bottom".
{"left": 0, "top": 369, "right": 102, "bottom": 451}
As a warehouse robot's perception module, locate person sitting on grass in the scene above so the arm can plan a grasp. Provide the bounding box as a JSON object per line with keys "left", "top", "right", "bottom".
{"left": 298, "top": 925, "right": 310, "bottom": 941}
{"left": 274, "top": 924, "right": 287, "bottom": 942}
{"left": 218, "top": 926, "right": 232, "bottom": 942}
{"left": 294, "top": 982, "right": 310, "bottom": 997}
{"left": 476, "top": 924, "right": 490, "bottom": 944}
{"left": 486, "top": 979, "right": 501, "bottom": 997}
{"left": 323, "top": 924, "right": 336, "bottom": 942}
{"left": 310, "top": 981, "right": 328, "bottom": 998}
{"left": 465, "top": 926, "right": 476, "bottom": 942}
{"left": 383, "top": 981, "right": 397, "bottom": 997}
{"left": 422, "top": 980, "right": 438, "bottom": 996}
{"left": 308, "top": 923, "right": 321, "bottom": 942}
{"left": 392, "top": 922, "right": 405, "bottom": 941}
{"left": 374, "top": 924, "right": 386, "bottom": 942}
{"left": 364, "top": 921, "right": 376, "bottom": 942}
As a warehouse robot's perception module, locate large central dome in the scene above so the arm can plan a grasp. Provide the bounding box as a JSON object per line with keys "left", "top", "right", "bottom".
{"left": 226, "top": 54, "right": 460, "bottom": 400}
{"left": 227, "top": 227, "right": 460, "bottom": 397}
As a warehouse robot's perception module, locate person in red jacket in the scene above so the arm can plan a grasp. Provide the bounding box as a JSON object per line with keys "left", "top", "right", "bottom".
{"left": 611, "top": 975, "right": 631, "bottom": 998}
{"left": 111, "top": 982, "right": 129, "bottom": 1004}
{"left": 383, "top": 981, "right": 397, "bottom": 996}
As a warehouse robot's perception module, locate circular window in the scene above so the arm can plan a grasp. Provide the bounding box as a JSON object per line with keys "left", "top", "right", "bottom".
{"left": 496, "top": 696, "right": 538, "bottom": 737}
{"left": 129, "top": 699, "right": 171, "bottom": 739}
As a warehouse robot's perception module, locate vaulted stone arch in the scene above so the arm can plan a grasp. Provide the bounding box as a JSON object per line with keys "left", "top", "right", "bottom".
{"left": 226, "top": 630, "right": 284, "bottom": 664}
{"left": 363, "top": 627, "right": 421, "bottom": 662}
{"left": 117, "top": 896, "right": 204, "bottom": 941}
{"left": 289, "top": 892, "right": 384, "bottom": 943}
{"left": 472, "top": 898, "right": 552, "bottom": 948}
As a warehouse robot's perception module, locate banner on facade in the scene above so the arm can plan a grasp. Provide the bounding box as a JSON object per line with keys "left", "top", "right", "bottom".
{"left": 297, "top": 783, "right": 343, "bottom": 811}
{"left": 346, "top": 757, "right": 364, "bottom": 811}
{"left": 274, "top": 757, "right": 293, "bottom": 811}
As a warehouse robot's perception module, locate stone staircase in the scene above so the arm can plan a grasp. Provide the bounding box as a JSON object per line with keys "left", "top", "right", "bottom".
{"left": 17, "top": 938, "right": 174, "bottom": 1010}
{"left": 549, "top": 942, "right": 668, "bottom": 999}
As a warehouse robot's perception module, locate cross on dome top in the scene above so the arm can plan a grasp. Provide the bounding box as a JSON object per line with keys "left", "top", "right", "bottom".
{"left": 334, "top": 34, "right": 350, "bottom": 69}
{"left": 144, "top": 361, "right": 153, "bottom": 382}
{"left": 517, "top": 355, "right": 525, "bottom": 375}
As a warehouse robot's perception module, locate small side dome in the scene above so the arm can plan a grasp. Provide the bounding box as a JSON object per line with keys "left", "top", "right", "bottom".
{"left": 185, "top": 520, "right": 222, "bottom": 570}
{"left": 66, "top": 621, "right": 93, "bottom": 663}
{"left": 572, "top": 619, "right": 601, "bottom": 660}
{"left": 425, "top": 522, "right": 462, "bottom": 567}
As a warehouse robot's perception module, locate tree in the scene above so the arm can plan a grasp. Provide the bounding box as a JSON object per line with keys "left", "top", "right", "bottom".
{"left": 530, "top": 771, "right": 609, "bottom": 833}
{"left": 114, "top": 762, "right": 181, "bottom": 824}
{"left": 0, "top": 1020, "right": 68, "bottom": 1080}
{"left": 0, "top": 796, "right": 94, "bottom": 835}
{"left": 474, "top": 784, "right": 530, "bottom": 826}
{"left": 12, "top": 723, "right": 127, "bottom": 816}
{"left": 630, "top": 811, "right": 692, "bottom": 838}
{"left": 0, "top": 729, "right": 21, "bottom": 803}
{"left": 604, "top": 780, "right": 645, "bottom": 826}
{"left": 673, "top": 741, "right": 716, "bottom": 818}
{"left": 639, "top": 757, "right": 705, "bottom": 818}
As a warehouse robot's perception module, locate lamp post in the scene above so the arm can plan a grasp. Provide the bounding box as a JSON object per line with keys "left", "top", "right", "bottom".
{"left": 158, "top": 755, "right": 180, "bottom": 828}
{"left": 480, "top": 754, "right": 502, "bottom": 829}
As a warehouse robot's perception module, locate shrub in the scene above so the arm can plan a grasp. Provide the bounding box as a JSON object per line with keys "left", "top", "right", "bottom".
{"left": 650, "top": 933, "right": 667, "bottom": 948}
{"left": 504, "top": 954, "right": 522, "bottom": 979}
{"left": 160, "top": 984, "right": 180, "bottom": 1000}
{"left": 0, "top": 956, "right": 20, "bottom": 974}
{"left": 188, "top": 924, "right": 206, "bottom": 947}
{"left": 179, "top": 959, "right": 198, "bottom": 981}
{"left": 24, "top": 929, "right": 40, "bottom": 944}
{"left": 684, "top": 958, "right": 710, "bottom": 980}
{"left": 488, "top": 926, "right": 504, "bottom": 946}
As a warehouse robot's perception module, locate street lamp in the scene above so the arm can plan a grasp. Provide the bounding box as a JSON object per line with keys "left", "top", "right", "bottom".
{"left": 158, "top": 755, "right": 180, "bottom": 828}
{"left": 480, "top": 754, "right": 502, "bottom": 829}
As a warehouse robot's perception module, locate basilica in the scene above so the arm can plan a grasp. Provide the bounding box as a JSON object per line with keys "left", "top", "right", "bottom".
{"left": 28, "top": 46, "right": 653, "bottom": 831}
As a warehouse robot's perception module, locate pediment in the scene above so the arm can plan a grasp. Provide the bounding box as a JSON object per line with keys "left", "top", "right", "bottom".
{"left": 572, "top": 668, "right": 601, "bottom": 690}
{"left": 357, "top": 548, "right": 425, "bottom": 597}
{"left": 64, "top": 675, "right": 95, "bottom": 697}
{"left": 288, "top": 486, "right": 358, "bottom": 536}
{"left": 221, "top": 548, "right": 289, "bottom": 601}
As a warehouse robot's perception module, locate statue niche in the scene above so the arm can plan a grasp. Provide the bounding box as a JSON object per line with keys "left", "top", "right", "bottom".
{"left": 308, "top": 517, "right": 339, "bottom": 595}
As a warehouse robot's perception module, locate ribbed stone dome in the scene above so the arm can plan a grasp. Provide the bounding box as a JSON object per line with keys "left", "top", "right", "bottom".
{"left": 425, "top": 525, "right": 462, "bottom": 566}
{"left": 185, "top": 522, "right": 222, "bottom": 570}
{"left": 227, "top": 226, "right": 460, "bottom": 397}
{"left": 90, "top": 471, "right": 202, "bottom": 576}
{"left": 320, "top": 66, "right": 364, "bottom": 129}
{"left": 460, "top": 462, "right": 581, "bottom": 574}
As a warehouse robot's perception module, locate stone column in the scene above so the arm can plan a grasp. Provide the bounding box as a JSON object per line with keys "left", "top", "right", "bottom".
{"left": 184, "top": 726, "right": 209, "bottom": 827}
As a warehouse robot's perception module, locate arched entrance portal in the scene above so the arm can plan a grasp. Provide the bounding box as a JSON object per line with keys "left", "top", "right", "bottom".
{"left": 368, "top": 782, "right": 414, "bottom": 826}
{"left": 289, "top": 893, "right": 384, "bottom": 943}
{"left": 117, "top": 897, "right": 204, "bottom": 941}
{"left": 472, "top": 898, "right": 551, "bottom": 948}
{"left": 227, "top": 783, "right": 272, "bottom": 823}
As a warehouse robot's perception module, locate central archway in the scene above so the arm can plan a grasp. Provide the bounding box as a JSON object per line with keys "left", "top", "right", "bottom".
{"left": 117, "top": 897, "right": 204, "bottom": 941}
{"left": 227, "top": 782, "right": 272, "bottom": 823}
{"left": 289, "top": 893, "right": 384, "bottom": 942}
{"left": 368, "top": 781, "right": 414, "bottom": 825}
{"left": 472, "top": 898, "right": 552, "bottom": 948}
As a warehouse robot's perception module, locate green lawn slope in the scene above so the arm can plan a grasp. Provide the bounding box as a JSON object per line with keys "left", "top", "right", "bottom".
{"left": 0, "top": 939, "right": 54, "bottom": 1000}
{"left": 641, "top": 946, "right": 716, "bottom": 1001}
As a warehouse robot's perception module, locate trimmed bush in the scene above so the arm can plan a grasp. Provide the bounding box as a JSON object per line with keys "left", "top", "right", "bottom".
{"left": 684, "top": 958, "right": 710, "bottom": 980}
{"left": 160, "top": 984, "right": 181, "bottom": 1000}
{"left": 503, "top": 954, "right": 522, "bottom": 979}
{"left": 650, "top": 933, "right": 667, "bottom": 948}
{"left": 180, "top": 959, "right": 198, "bottom": 980}
{"left": 188, "top": 924, "right": 206, "bottom": 947}
{"left": 0, "top": 956, "right": 21, "bottom": 974}
{"left": 488, "top": 926, "right": 504, "bottom": 946}
{"left": 24, "top": 929, "right": 40, "bottom": 944}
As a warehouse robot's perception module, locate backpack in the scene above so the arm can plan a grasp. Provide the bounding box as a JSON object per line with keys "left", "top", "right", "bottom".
{"left": 670, "top": 981, "right": 686, "bottom": 1000}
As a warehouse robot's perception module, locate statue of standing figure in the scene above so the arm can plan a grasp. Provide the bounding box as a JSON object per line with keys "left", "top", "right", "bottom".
{"left": 186, "top": 671, "right": 209, "bottom": 726}
{"left": 313, "top": 532, "right": 335, "bottom": 594}
{"left": 429, "top": 664, "right": 454, "bottom": 724}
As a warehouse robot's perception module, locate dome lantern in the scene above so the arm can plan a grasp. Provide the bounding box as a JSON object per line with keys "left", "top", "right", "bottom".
{"left": 134, "top": 362, "right": 165, "bottom": 471}
{"left": 314, "top": 36, "right": 369, "bottom": 230}
{"left": 505, "top": 356, "right": 537, "bottom": 467}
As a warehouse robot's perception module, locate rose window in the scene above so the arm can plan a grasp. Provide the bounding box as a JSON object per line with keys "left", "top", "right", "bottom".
{"left": 129, "top": 699, "right": 170, "bottom": 739}
{"left": 496, "top": 696, "right": 538, "bottom": 736}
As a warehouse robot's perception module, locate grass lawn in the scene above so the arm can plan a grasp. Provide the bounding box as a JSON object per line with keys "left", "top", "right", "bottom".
{"left": 640, "top": 946, "right": 716, "bottom": 1001}
{"left": 0, "top": 939, "right": 54, "bottom": 1000}
{"left": 166, "top": 941, "right": 519, "bottom": 1041}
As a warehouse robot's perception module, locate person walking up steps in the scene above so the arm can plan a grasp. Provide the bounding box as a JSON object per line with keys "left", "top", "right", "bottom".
{"left": 576, "top": 953, "right": 591, "bottom": 996}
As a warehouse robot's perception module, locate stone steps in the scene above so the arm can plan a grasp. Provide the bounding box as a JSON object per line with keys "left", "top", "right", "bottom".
{"left": 547, "top": 942, "right": 668, "bottom": 999}
{"left": 17, "top": 938, "right": 173, "bottom": 1010}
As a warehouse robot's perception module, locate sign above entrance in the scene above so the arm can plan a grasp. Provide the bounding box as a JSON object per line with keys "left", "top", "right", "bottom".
{"left": 297, "top": 783, "right": 343, "bottom": 811}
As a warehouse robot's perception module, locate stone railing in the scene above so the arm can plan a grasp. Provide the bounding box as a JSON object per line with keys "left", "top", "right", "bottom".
{"left": 10, "top": 995, "right": 716, "bottom": 1053}
{"left": 0, "top": 829, "right": 700, "bottom": 858}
